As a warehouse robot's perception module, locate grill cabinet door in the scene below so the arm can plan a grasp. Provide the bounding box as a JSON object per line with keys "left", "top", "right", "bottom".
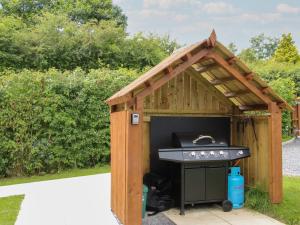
{"left": 205, "top": 167, "right": 226, "bottom": 200}
{"left": 184, "top": 168, "right": 205, "bottom": 202}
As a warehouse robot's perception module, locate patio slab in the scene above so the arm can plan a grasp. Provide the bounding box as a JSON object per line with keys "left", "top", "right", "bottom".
{"left": 164, "top": 204, "right": 284, "bottom": 225}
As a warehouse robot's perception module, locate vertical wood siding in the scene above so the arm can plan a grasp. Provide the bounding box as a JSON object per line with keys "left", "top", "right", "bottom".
{"left": 110, "top": 111, "right": 127, "bottom": 224}
{"left": 232, "top": 117, "right": 270, "bottom": 191}
{"left": 143, "top": 71, "right": 233, "bottom": 114}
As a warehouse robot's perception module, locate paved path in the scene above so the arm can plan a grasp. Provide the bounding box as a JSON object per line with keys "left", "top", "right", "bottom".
{"left": 283, "top": 138, "right": 300, "bottom": 176}
{"left": 0, "top": 173, "right": 285, "bottom": 225}
{"left": 0, "top": 174, "right": 118, "bottom": 225}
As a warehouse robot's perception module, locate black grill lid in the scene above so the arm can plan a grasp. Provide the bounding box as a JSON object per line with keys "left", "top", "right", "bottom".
{"left": 173, "top": 133, "right": 228, "bottom": 148}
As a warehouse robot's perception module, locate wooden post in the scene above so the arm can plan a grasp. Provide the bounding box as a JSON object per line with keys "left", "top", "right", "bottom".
{"left": 296, "top": 102, "right": 300, "bottom": 136}
{"left": 268, "top": 102, "right": 283, "bottom": 203}
{"left": 125, "top": 110, "right": 143, "bottom": 225}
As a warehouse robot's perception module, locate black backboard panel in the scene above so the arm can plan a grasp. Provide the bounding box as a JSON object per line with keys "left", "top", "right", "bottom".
{"left": 150, "top": 116, "right": 230, "bottom": 175}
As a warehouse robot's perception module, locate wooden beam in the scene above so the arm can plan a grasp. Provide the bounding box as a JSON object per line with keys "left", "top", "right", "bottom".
{"left": 261, "top": 87, "right": 270, "bottom": 94}
{"left": 144, "top": 80, "right": 153, "bottom": 88}
{"left": 224, "top": 90, "right": 249, "bottom": 98}
{"left": 227, "top": 57, "right": 236, "bottom": 65}
{"left": 245, "top": 73, "right": 254, "bottom": 81}
{"left": 268, "top": 102, "right": 283, "bottom": 203}
{"left": 125, "top": 110, "right": 143, "bottom": 225}
{"left": 194, "top": 63, "right": 219, "bottom": 73}
{"left": 209, "top": 77, "right": 235, "bottom": 85}
{"left": 239, "top": 104, "right": 268, "bottom": 111}
{"left": 208, "top": 53, "right": 272, "bottom": 105}
{"left": 132, "top": 48, "right": 211, "bottom": 104}
{"left": 106, "top": 93, "right": 133, "bottom": 106}
{"left": 164, "top": 66, "right": 173, "bottom": 75}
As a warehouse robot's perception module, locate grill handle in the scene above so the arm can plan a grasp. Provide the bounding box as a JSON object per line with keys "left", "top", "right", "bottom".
{"left": 192, "top": 135, "right": 216, "bottom": 144}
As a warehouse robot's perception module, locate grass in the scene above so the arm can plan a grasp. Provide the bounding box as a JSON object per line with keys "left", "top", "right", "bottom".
{"left": 0, "top": 195, "right": 24, "bottom": 225}
{"left": 282, "top": 135, "right": 294, "bottom": 142}
{"left": 246, "top": 176, "right": 300, "bottom": 225}
{"left": 0, "top": 164, "right": 110, "bottom": 187}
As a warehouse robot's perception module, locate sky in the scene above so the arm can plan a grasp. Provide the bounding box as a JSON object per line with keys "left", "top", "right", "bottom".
{"left": 112, "top": 0, "right": 300, "bottom": 51}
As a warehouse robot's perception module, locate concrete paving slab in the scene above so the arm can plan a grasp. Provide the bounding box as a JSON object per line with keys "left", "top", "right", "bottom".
{"left": 0, "top": 173, "right": 119, "bottom": 225}
{"left": 164, "top": 204, "right": 284, "bottom": 225}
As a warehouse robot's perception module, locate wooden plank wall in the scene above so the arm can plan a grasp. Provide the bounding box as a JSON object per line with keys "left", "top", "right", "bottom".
{"left": 111, "top": 110, "right": 143, "bottom": 225}
{"left": 143, "top": 71, "right": 233, "bottom": 114}
{"left": 110, "top": 111, "right": 127, "bottom": 224}
{"left": 232, "top": 116, "right": 270, "bottom": 191}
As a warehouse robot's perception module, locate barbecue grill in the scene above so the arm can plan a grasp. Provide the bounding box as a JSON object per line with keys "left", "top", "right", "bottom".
{"left": 158, "top": 132, "right": 250, "bottom": 215}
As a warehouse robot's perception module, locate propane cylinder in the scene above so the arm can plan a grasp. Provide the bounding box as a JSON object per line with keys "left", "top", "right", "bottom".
{"left": 228, "top": 166, "right": 244, "bottom": 209}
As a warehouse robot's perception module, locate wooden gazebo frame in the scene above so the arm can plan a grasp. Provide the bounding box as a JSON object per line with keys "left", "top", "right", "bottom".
{"left": 106, "top": 31, "right": 292, "bottom": 225}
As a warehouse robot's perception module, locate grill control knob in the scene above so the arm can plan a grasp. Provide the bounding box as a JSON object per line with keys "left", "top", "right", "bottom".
{"left": 219, "top": 151, "right": 224, "bottom": 155}
{"left": 190, "top": 151, "right": 196, "bottom": 157}
{"left": 238, "top": 150, "right": 244, "bottom": 155}
{"left": 210, "top": 151, "right": 215, "bottom": 155}
{"left": 200, "top": 151, "right": 205, "bottom": 156}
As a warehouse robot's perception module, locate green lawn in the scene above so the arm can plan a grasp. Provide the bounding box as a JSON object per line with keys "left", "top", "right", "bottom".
{"left": 282, "top": 135, "right": 294, "bottom": 142}
{"left": 0, "top": 165, "right": 110, "bottom": 187}
{"left": 0, "top": 195, "right": 24, "bottom": 225}
{"left": 246, "top": 176, "right": 300, "bottom": 225}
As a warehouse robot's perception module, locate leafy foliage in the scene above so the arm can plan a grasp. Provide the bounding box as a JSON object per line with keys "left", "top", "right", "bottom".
{"left": 248, "top": 61, "right": 298, "bottom": 135}
{"left": 0, "top": 11, "right": 178, "bottom": 71}
{"left": 273, "top": 33, "right": 299, "bottom": 64}
{"left": 238, "top": 48, "right": 257, "bottom": 63}
{"left": 0, "top": 0, "right": 127, "bottom": 28}
{"left": 249, "top": 33, "right": 279, "bottom": 60}
{"left": 0, "top": 68, "right": 138, "bottom": 177}
{"left": 227, "top": 42, "right": 238, "bottom": 54}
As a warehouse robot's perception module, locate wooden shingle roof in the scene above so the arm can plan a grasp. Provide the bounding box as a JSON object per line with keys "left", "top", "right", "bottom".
{"left": 106, "top": 31, "right": 293, "bottom": 111}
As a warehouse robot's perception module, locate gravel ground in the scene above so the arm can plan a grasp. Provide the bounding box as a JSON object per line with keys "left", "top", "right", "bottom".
{"left": 283, "top": 137, "right": 300, "bottom": 176}
{"left": 143, "top": 213, "right": 176, "bottom": 225}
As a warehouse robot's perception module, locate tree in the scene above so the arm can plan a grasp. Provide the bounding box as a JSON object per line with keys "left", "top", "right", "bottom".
{"left": 0, "top": 0, "right": 127, "bottom": 28}
{"left": 120, "top": 33, "right": 180, "bottom": 70}
{"left": 238, "top": 48, "right": 257, "bottom": 63}
{"left": 273, "top": 33, "right": 299, "bottom": 64}
{"left": 250, "top": 33, "right": 279, "bottom": 59}
{"left": 269, "top": 77, "right": 296, "bottom": 135}
{"left": 228, "top": 42, "right": 238, "bottom": 54}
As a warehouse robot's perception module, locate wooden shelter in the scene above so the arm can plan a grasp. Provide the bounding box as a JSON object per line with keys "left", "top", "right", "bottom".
{"left": 106, "top": 31, "right": 292, "bottom": 225}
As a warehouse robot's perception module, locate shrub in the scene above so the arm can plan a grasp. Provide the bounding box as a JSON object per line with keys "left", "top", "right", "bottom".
{"left": 0, "top": 68, "right": 137, "bottom": 176}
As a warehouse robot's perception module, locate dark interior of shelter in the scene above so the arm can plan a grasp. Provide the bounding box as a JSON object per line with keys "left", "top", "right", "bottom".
{"left": 147, "top": 116, "right": 249, "bottom": 214}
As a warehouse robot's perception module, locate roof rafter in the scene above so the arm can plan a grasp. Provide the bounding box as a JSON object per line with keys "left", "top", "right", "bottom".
{"left": 207, "top": 52, "right": 273, "bottom": 105}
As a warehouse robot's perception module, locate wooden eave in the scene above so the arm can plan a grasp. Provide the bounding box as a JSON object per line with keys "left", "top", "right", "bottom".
{"left": 106, "top": 31, "right": 293, "bottom": 111}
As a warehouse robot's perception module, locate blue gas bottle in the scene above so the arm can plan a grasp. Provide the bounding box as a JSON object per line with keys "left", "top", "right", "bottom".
{"left": 228, "top": 167, "right": 244, "bottom": 209}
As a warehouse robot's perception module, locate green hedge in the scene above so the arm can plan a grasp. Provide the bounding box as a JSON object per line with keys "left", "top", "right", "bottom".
{"left": 0, "top": 68, "right": 137, "bottom": 177}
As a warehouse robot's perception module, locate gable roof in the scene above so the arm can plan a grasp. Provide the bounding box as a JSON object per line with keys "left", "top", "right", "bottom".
{"left": 106, "top": 31, "right": 293, "bottom": 111}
